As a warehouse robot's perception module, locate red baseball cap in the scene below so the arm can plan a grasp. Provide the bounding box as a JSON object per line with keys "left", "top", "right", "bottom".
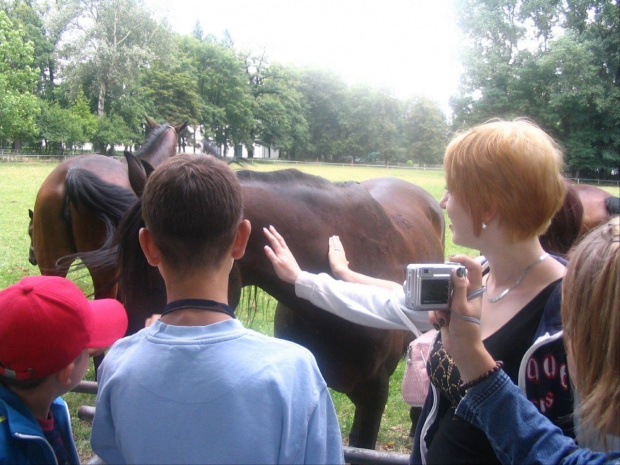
{"left": 0, "top": 276, "right": 128, "bottom": 380}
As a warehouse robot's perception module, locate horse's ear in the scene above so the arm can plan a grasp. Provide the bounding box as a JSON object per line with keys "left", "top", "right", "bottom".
{"left": 174, "top": 121, "right": 189, "bottom": 135}
{"left": 125, "top": 151, "right": 148, "bottom": 197}
{"left": 29, "top": 208, "right": 33, "bottom": 219}
{"left": 144, "top": 116, "right": 158, "bottom": 129}
{"left": 141, "top": 159, "right": 155, "bottom": 178}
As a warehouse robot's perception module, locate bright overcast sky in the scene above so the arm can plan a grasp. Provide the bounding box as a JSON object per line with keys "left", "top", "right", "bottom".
{"left": 144, "top": 0, "right": 464, "bottom": 115}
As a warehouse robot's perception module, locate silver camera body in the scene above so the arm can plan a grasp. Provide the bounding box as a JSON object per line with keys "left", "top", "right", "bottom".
{"left": 404, "top": 262, "right": 465, "bottom": 311}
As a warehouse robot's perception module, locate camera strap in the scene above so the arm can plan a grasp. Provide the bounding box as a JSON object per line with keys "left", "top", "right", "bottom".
{"left": 390, "top": 289, "right": 423, "bottom": 338}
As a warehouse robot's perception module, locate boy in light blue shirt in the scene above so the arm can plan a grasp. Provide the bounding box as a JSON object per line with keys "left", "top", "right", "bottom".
{"left": 91, "top": 154, "right": 343, "bottom": 464}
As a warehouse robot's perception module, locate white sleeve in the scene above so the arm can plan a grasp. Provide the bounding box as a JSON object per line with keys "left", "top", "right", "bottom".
{"left": 295, "top": 271, "right": 434, "bottom": 333}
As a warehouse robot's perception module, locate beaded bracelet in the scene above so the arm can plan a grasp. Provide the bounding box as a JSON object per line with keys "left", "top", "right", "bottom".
{"left": 460, "top": 361, "right": 504, "bottom": 390}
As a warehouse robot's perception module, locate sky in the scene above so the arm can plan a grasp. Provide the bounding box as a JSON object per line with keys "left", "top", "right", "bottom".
{"left": 143, "top": 0, "right": 464, "bottom": 115}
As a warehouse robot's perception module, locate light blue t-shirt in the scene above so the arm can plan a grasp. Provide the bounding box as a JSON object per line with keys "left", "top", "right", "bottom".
{"left": 91, "top": 318, "right": 344, "bottom": 464}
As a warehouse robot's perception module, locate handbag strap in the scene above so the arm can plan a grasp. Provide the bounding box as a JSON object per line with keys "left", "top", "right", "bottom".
{"left": 390, "top": 289, "right": 423, "bottom": 338}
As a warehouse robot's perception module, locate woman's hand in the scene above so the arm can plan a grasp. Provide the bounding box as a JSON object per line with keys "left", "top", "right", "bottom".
{"left": 263, "top": 226, "right": 303, "bottom": 284}
{"left": 431, "top": 255, "right": 495, "bottom": 383}
{"left": 328, "top": 236, "right": 351, "bottom": 279}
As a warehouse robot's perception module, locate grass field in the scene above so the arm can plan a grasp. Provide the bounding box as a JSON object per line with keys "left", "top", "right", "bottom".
{"left": 1, "top": 159, "right": 617, "bottom": 461}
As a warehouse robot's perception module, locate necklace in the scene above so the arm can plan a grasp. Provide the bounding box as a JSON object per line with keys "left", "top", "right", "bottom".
{"left": 484, "top": 253, "right": 550, "bottom": 303}
{"left": 161, "top": 299, "right": 235, "bottom": 318}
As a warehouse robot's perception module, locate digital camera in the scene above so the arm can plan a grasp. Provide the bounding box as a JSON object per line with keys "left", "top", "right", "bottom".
{"left": 404, "top": 263, "right": 465, "bottom": 311}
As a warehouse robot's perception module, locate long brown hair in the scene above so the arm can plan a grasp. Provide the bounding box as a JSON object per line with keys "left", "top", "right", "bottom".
{"left": 562, "top": 216, "right": 620, "bottom": 445}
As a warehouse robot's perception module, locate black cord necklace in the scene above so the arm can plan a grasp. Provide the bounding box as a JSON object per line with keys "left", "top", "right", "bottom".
{"left": 161, "top": 299, "right": 235, "bottom": 319}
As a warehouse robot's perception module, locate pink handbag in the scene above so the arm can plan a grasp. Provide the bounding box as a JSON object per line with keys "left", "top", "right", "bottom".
{"left": 401, "top": 329, "right": 437, "bottom": 407}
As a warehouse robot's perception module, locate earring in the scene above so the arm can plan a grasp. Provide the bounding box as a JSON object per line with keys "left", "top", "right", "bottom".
{"left": 482, "top": 223, "right": 487, "bottom": 230}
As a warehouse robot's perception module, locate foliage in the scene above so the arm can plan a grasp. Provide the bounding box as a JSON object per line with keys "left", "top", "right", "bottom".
{"left": 1, "top": 0, "right": 615, "bottom": 172}
{"left": 57, "top": 0, "right": 172, "bottom": 118}
{"left": 452, "top": 0, "right": 620, "bottom": 178}
{"left": 403, "top": 97, "right": 451, "bottom": 165}
{"left": 0, "top": 9, "right": 40, "bottom": 144}
{"left": 92, "top": 113, "right": 132, "bottom": 154}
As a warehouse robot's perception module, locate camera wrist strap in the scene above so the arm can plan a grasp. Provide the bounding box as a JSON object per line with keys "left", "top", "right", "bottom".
{"left": 390, "top": 290, "right": 422, "bottom": 338}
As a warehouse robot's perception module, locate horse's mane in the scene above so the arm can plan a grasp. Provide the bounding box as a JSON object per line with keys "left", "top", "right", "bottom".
{"left": 135, "top": 123, "right": 173, "bottom": 159}
{"left": 236, "top": 168, "right": 352, "bottom": 189}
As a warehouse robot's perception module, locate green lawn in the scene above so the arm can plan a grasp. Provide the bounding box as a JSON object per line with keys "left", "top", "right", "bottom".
{"left": 1, "top": 159, "right": 617, "bottom": 461}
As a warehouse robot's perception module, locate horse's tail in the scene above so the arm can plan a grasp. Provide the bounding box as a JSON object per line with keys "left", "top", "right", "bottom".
{"left": 59, "top": 168, "right": 136, "bottom": 280}
{"left": 64, "top": 167, "right": 136, "bottom": 251}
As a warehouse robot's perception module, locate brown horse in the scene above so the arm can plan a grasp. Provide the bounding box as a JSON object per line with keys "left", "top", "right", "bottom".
{"left": 540, "top": 179, "right": 620, "bottom": 257}
{"left": 573, "top": 183, "right": 619, "bottom": 234}
{"left": 109, "top": 156, "right": 444, "bottom": 450}
{"left": 28, "top": 118, "right": 187, "bottom": 300}
{"left": 539, "top": 178, "right": 584, "bottom": 257}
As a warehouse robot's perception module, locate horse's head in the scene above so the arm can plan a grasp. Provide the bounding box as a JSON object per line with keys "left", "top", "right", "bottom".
{"left": 137, "top": 117, "right": 189, "bottom": 168}
{"left": 540, "top": 178, "right": 584, "bottom": 257}
{"left": 28, "top": 209, "right": 37, "bottom": 266}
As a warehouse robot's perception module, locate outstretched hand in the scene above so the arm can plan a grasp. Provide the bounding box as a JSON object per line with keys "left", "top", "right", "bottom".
{"left": 328, "top": 236, "right": 350, "bottom": 279}
{"left": 263, "top": 226, "right": 302, "bottom": 284}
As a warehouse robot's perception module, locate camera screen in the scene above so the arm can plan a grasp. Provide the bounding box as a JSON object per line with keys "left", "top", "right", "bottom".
{"left": 420, "top": 279, "right": 450, "bottom": 305}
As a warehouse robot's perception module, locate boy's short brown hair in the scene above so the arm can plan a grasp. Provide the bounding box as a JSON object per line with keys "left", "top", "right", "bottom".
{"left": 141, "top": 154, "right": 243, "bottom": 273}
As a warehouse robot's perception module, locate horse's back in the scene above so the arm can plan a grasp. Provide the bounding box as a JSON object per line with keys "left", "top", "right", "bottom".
{"left": 361, "top": 177, "right": 445, "bottom": 259}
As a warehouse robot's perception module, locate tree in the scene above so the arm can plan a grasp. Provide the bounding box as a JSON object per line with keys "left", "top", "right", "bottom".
{"left": 92, "top": 113, "right": 132, "bottom": 154}
{"left": 0, "top": 10, "right": 40, "bottom": 147}
{"left": 297, "top": 69, "right": 349, "bottom": 160}
{"left": 57, "top": 0, "right": 172, "bottom": 117}
{"left": 38, "top": 101, "right": 83, "bottom": 153}
{"left": 141, "top": 63, "right": 202, "bottom": 126}
{"left": 178, "top": 35, "right": 254, "bottom": 154}
{"left": 452, "top": 0, "right": 619, "bottom": 177}
{"left": 341, "top": 86, "right": 402, "bottom": 165}
{"left": 243, "top": 56, "right": 309, "bottom": 158}
{"left": 403, "top": 97, "right": 450, "bottom": 165}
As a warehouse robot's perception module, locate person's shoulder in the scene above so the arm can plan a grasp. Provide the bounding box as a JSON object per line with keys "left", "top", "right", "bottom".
{"left": 245, "top": 329, "right": 315, "bottom": 356}
{"left": 243, "top": 331, "right": 322, "bottom": 371}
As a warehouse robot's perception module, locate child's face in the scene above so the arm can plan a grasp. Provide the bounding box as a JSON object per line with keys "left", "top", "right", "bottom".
{"left": 68, "top": 349, "right": 90, "bottom": 390}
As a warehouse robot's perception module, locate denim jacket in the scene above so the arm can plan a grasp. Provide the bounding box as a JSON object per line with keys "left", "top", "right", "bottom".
{"left": 0, "top": 383, "right": 80, "bottom": 465}
{"left": 456, "top": 369, "right": 620, "bottom": 465}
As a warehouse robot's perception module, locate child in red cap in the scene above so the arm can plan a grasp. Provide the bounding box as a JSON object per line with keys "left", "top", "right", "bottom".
{"left": 0, "top": 275, "right": 128, "bottom": 464}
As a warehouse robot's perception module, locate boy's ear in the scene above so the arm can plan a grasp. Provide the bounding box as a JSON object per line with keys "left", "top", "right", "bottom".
{"left": 56, "top": 361, "right": 76, "bottom": 387}
{"left": 231, "top": 219, "right": 251, "bottom": 260}
{"left": 138, "top": 228, "right": 161, "bottom": 266}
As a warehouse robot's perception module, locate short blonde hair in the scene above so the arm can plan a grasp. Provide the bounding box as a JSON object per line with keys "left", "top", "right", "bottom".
{"left": 562, "top": 216, "right": 620, "bottom": 442}
{"left": 444, "top": 119, "right": 566, "bottom": 241}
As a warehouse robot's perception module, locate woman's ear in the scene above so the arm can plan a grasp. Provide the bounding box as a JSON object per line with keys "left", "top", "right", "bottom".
{"left": 138, "top": 228, "right": 161, "bottom": 266}
{"left": 231, "top": 219, "right": 251, "bottom": 260}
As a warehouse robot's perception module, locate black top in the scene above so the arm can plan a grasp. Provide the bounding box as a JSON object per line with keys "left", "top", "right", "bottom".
{"left": 425, "top": 280, "right": 560, "bottom": 465}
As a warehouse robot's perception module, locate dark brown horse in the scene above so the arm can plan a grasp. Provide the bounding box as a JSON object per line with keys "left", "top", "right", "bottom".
{"left": 573, "top": 183, "right": 619, "bottom": 234}
{"left": 28, "top": 118, "right": 187, "bottom": 300}
{"left": 540, "top": 179, "right": 620, "bottom": 257}
{"left": 539, "top": 178, "right": 584, "bottom": 257}
{"left": 113, "top": 156, "right": 445, "bottom": 449}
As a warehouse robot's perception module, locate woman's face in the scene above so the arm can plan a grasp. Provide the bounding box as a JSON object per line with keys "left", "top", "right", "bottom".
{"left": 440, "top": 190, "right": 477, "bottom": 248}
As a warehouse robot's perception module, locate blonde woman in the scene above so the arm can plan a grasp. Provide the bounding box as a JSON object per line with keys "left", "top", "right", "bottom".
{"left": 265, "top": 120, "right": 575, "bottom": 464}
{"left": 437, "top": 216, "right": 619, "bottom": 463}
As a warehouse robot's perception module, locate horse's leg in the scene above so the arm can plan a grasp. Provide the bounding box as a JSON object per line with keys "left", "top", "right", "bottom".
{"left": 32, "top": 188, "right": 75, "bottom": 277}
{"left": 274, "top": 302, "right": 395, "bottom": 451}
{"left": 346, "top": 370, "right": 390, "bottom": 450}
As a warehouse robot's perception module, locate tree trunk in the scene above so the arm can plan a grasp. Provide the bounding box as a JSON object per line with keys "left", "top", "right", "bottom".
{"left": 98, "top": 83, "right": 106, "bottom": 117}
